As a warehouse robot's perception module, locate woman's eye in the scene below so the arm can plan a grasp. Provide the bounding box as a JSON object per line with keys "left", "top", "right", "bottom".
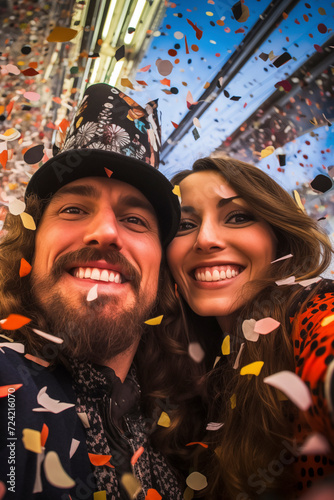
{"left": 177, "top": 219, "right": 197, "bottom": 232}
{"left": 226, "top": 212, "right": 254, "bottom": 224}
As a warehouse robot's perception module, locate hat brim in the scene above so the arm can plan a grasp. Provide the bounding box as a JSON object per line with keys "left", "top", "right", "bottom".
{"left": 25, "top": 148, "right": 180, "bottom": 246}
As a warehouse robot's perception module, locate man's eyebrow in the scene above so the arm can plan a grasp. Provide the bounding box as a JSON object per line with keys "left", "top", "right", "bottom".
{"left": 118, "top": 194, "right": 155, "bottom": 214}
{"left": 52, "top": 184, "right": 101, "bottom": 201}
{"left": 181, "top": 196, "right": 241, "bottom": 214}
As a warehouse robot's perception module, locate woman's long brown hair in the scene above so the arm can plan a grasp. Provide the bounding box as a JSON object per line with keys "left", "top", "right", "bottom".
{"left": 155, "top": 156, "right": 333, "bottom": 498}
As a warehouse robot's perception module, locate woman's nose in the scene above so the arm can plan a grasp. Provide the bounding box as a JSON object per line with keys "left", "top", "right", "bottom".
{"left": 194, "top": 219, "right": 226, "bottom": 253}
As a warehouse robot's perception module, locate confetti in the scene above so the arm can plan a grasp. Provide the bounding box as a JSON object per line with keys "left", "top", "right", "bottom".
{"left": 206, "top": 422, "right": 224, "bottom": 431}
{"left": 242, "top": 319, "right": 257, "bottom": 341}
{"left": 0, "top": 150, "right": 8, "bottom": 169}
{"left": 88, "top": 453, "right": 112, "bottom": 466}
{"left": 299, "top": 433, "right": 331, "bottom": 455}
{"left": 24, "top": 145, "right": 45, "bottom": 165}
{"left": 44, "top": 451, "right": 75, "bottom": 488}
{"left": 188, "top": 342, "right": 205, "bottom": 363}
{"left": 20, "top": 212, "right": 36, "bottom": 230}
{"left": 297, "top": 277, "right": 321, "bottom": 287}
{"left": 47, "top": 27, "right": 78, "bottom": 43}
{"left": 121, "top": 78, "right": 134, "bottom": 90}
{"left": 32, "top": 328, "right": 63, "bottom": 344}
{"left": 69, "top": 438, "right": 80, "bottom": 458}
{"left": 138, "top": 65, "right": 151, "bottom": 72}
{"left": 193, "top": 117, "right": 201, "bottom": 128}
{"left": 104, "top": 168, "right": 113, "bottom": 177}
{"left": 240, "top": 361, "right": 264, "bottom": 376}
{"left": 94, "top": 492, "right": 107, "bottom": 500}
{"left": 77, "top": 412, "right": 90, "bottom": 428}
{"left": 157, "top": 411, "right": 170, "bottom": 427}
{"left": 23, "top": 92, "right": 40, "bottom": 102}
{"left": 172, "top": 185, "right": 181, "bottom": 197}
{"left": 33, "top": 386, "right": 75, "bottom": 414}
{"left": 293, "top": 190, "right": 305, "bottom": 212}
{"left": 264, "top": 371, "right": 312, "bottom": 410}
{"left": 41, "top": 423, "right": 49, "bottom": 447}
{"left": 271, "top": 254, "right": 293, "bottom": 264}
{"left": 310, "top": 175, "right": 333, "bottom": 193}
{"left": 131, "top": 446, "right": 145, "bottom": 465}
{"left": 156, "top": 60, "right": 173, "bottom": 77}
{"left": 9, "top": 198, "right": 26, "bottom": 215}
{"left": 221, "top": 335, "right": 230, "bottom": 355}
{"left": 0, "top": 342, "right": 24, "bottom": 353}
{"left": 233, "top": 343, "right": 245, "bottom": 369}
{"left": 0, "top": 384, "right": 22, "bottom": 398}
{"left": 183, "top": 487, "right": 194, "bottom": 500}
{"left": 145, "top": 490, "right": 162, "bottom": 500}
{"left": 186, "top": 472, "right": 208, "bottom": 491}
{"left": 115, "top": 45, "right": 125, "bottom": 61}
{"left": 144, "top": 315, "right": 163, "bottom": 325}
{"left": 87, "top": 284, "right": 98, "bottom": 302}
{"left": 321, "top": 314, "right": 334, "bottom": 327}
{"left": 1, "top": 314, "right": 31, "bottom": 330}
{"left": 186, "top": 19, "right": 203, "bottom": 40}
{"left": 24, "top": 354, "right": 50, "bottom": 367}
{"left": 261, "top": 146, "right": 275, "bottom": 158}
{"left": 254, "top": 317, "right": 280, "bottom": 335}
{"left": 230, "top": 393, "right": 236, "bottom": 409}
{"left": 22, "top": 428, "right": 42, "bottom": 454}
{"left": 275, "top": 276, "right": 296, "bottom": 286}
{"left": 120, "top": 473, "right": 142, "bottom": 498}
{"left": 186, "top": 442, "right": 208, "bottom": 448}
{"left": 19, "top": 258, "right": 32, "bottom": 277}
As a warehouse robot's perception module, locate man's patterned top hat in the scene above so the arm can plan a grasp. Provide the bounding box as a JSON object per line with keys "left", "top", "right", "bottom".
{"left": 26, "top": 83, "right": 180, "bottom": 246}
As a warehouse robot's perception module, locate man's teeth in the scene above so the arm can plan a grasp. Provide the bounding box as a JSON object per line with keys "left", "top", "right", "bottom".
{"left": 73, "top": 267, "right": 122, "bottom": 283}
{"left": 195, "top": 267, "right": 240, "bottom": 282}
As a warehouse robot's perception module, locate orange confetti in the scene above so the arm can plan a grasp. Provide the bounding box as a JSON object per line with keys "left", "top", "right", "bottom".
{"left": 47, "top": 27, "right": 78, "bottom": 43}
{"left": 138, "top": 64, "right": 151, "bottom": 72}
{"left": 19, "top": 258, "right": 32, "bottom": 277}
{"left": 24, "top": 354, "right": 50, "bottom": 368}
{"left": 41, "top": 423, "right": 49, "bottom": 447}
{"left": 88, "top": 453, "right": 114, "bottom": 467}
{"left": 52, "top": 97, "right": 62, "bottom": 104}
{"left": 6, "top": 101, "right": 14, "bottom": 118}
{"left": 130, "top": 446, "right": 145, "bottom": 465}
{"left": 282, "top": 12, "right": 288, "bottom": 20}
{"left": 104, "top": 168, "right": 113, "bottom": 177}
{"left": 136, "top": 80, "right": 148, "bottom": 86}
{"left": 28, "top": 62, "right": 38, "bottom": 69}
{"left": 0, "top": 384, "right": 22, "bottom": 398}
{"left": 186, "top": 442, "right": 209, "bottom": 448}
{"left": 0, "top": 150, "right": 8, "bottom": 169}
{"left": 1, "top": 314, "right": 31, "bottom": 330}
{"left": 160, "top": 78, "right": 170, "bottom": 86}
{"left": 58, "top": 118, "right": 70, "bottom": 132}
{"left": 191, "top": 44, "right": 199, "bottom": 52}
{"left": 145, "top": 490, "right": 162, "bottom": 500}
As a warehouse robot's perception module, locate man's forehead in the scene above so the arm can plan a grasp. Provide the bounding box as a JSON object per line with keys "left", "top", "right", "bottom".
{"left": 51, "top": 177, "right": 155, "bottom": 211}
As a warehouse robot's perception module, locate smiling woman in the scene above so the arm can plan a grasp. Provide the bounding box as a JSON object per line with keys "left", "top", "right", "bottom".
{"left": 164, "top": 156, "right": 334, "bottom": 499}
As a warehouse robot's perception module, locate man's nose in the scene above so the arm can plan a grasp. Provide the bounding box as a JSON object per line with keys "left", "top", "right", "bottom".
{"left": 194, "top": 218, "right": 226, "bottom": 253}
{"left": 82, "top": 209, "right": 123, "bottom": 250}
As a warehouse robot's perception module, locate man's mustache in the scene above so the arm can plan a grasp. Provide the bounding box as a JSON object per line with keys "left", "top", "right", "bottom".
{"left": 50, "top": 247, "right": 141, "bottom": 292}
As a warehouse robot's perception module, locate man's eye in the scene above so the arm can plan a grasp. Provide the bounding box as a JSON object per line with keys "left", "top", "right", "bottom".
{"left": 60, "top": 206, "right": 85, "bottom": 215}
{"left": 123, "top": 216, "right": 147, "bottom": 227}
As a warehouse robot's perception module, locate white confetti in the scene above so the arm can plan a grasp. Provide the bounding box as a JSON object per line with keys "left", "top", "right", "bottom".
{"left": 87, "top": 284, "right": 98, "bottom": 302}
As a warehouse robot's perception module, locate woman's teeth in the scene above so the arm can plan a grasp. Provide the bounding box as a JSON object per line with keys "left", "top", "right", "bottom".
{"left": 194, "top": 266, "right": 240, "bottom": 282}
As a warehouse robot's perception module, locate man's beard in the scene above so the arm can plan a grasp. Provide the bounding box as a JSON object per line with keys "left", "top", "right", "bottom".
{"left": 30, "top": 248, "right": 158, "bottom": 364}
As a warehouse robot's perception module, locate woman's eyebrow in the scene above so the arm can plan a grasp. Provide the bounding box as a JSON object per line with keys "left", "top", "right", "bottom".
{"left": 216, "top": 196, "right": 241, "bottom": 208}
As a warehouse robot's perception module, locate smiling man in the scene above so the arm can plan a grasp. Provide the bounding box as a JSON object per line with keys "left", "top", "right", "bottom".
{"left": 0, "top": 84, "right": 181, "bottom": 499}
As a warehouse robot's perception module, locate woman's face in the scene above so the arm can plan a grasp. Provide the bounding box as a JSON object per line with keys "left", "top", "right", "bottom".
{"left": 167, "top": 170, "right": 277, "bottom": 329}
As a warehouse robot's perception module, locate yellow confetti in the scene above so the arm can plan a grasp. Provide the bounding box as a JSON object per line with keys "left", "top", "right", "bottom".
{"left": 20, "top": 212, "right": 36, "bottom": 230}
{"left": 230, "top": 393, "right": 236, "bottom": 409}
{"left": 183, "top": 486, "right": 194, "bottom": 500}
{"left": 47, "top": 27, "right": 78, "bottom": 43}
{"left": 94, "top": 492, "right": 107, "bottom": 500}
{"left": 186, "top": 471, "right": 208, "bottom": 491}
{"left": 221, "top": 335, "right": 230, "bottom": 355}
{"left": 240, "top": 361, "right": 264, "bottom": 376}
{"left": 121, "top": 78, "right": 134, "bottom": 90}
{"left": 120, "top": 473, "right": 142, "bottom": 498}
{"left": 172, "top": 185, "right": 181, "bottom": 197}
{"left": 144, "top": 315, "right": 163, "bottom": 325}
{"left": 22, "top": 428, "right": 42, "bottom": 454}
{"left": 44, "top": 451, "right": 75, "bottom": 488}
{"left": 321, "top": 314, "right": 334, "bottom": 327}
{"left": 293, "top": 190, "right": 306, "bottom": 212}
{"left": 157, "top": 411, "right": 170, "bottom": 428}
{"left": 203, "top": 82, "right": 210, "bottom": 89}
{"left": 260, "top": 146, "right": 275, "bottom": 158}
